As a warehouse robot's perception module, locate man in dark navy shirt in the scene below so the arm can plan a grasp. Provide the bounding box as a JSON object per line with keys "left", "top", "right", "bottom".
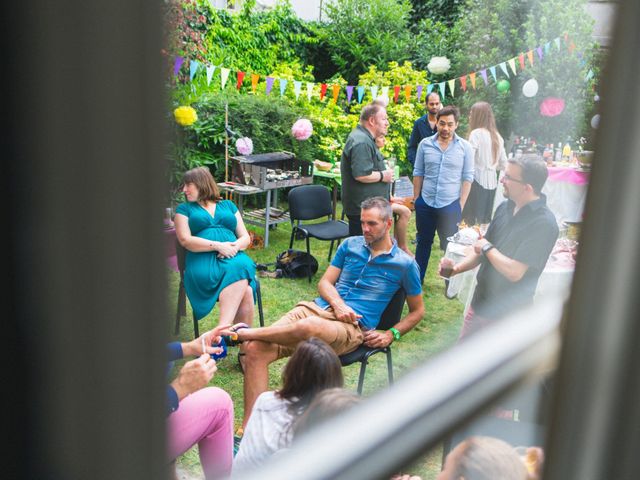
{"left": 407, "top": 91, "right": 442, "bottom": 167}
{"left": 439, "top": 154, "right": 559, "bottom": 338}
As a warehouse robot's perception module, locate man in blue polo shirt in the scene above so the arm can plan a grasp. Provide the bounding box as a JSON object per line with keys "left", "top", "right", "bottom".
{"left": 413, "top": 105, "right": 474, "bottom": 283}
{"left": 224, "top": 197, "right": 424, "bottom": 429}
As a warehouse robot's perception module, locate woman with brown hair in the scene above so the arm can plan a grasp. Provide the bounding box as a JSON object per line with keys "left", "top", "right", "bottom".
{"left": 462, "top": 101, "right": 508, "bottom": 225}
{"left": 174, "top": 166, "right": 256, "bottom": 327}
{"left": 232, "top": 337, "right": 344, "bottom": 475}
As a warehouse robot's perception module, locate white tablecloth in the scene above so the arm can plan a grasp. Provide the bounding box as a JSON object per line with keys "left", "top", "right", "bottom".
{"left": 493, "top": 169, "right": 588, "bottom": 224}
{"left": 444, "top": 241, "right": 574, "bottom": 316}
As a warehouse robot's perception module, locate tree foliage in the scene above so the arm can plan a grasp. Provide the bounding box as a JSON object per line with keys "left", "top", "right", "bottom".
{"left": 452, "top": 0, "right": 597, "bottom": 146}
{"left": 318, "top": 0, "right": 413, "bottom": 84}
{"left": 408, "top": 0, "right": 465, "bottom": 28}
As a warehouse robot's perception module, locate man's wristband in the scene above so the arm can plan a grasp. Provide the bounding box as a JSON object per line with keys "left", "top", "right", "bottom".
{"left": 378, "top": 171, "right": 384, "bottom": 182}
{"left": 389, "top": 327, "right": 401, "bottom": 341}
{"left": 481, "top": 242, "right": 495, "bottom": 256}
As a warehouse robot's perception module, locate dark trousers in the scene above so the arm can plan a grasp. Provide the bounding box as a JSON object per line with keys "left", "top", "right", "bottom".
{"left": 347, "top": 214, "right": 363, "bottom": 237}
{"left": 461, "top": 180, "right": 496, "bottom": 225}
{"left": 414, "top": 196, "right": 461, "bottom": 283}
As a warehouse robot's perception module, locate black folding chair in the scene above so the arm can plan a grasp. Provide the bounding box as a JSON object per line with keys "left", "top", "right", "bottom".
{"left": 288, "top": 185, "right": 350, "bottom": 281}
{"left": 174, "top": 239, "right": 264, "bottom": 338}
{"left": 339, "top": 289, "right": 406, "bottom": 394}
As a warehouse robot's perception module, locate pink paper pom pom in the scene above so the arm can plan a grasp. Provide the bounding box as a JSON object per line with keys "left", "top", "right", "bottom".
{"left": 291, "top": 118, "right": 313, "bottom": 141}
{"left": 235, "top": 137, "right": 253, "bottom": 155}
{"left": 540, "top": 97, "right": 565, "bottom": 117}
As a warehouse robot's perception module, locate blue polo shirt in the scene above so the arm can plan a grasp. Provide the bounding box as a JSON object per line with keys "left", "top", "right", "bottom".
{"left": 314, "top": 236, "right": 422, "bottom": 330}
{"left": 413, "top": 132, "right": 474, "bottom": 208}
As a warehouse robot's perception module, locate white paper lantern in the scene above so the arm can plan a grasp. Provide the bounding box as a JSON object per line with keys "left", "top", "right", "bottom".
{"left": 427, "top": 56, "right": 451, "bottom": 75}
{"left": 522, "top": 78, "right": 539, "bottom": 97}
{"left": 591, "top": 114, "right": 600, "bottom": 129}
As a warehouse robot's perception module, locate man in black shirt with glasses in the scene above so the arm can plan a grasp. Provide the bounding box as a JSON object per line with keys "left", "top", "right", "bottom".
{"left": 439, "top": 154, "right": 559, "bottom": 338}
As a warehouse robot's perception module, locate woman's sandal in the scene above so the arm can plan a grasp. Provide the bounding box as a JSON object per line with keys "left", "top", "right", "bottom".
{"left": 222, "top": 323, "right": 250, "bottom": 347}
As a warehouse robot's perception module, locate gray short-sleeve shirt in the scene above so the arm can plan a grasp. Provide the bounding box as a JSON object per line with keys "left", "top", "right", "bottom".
{"left": 340, "top": 125, "right": 389, "bottom": 216}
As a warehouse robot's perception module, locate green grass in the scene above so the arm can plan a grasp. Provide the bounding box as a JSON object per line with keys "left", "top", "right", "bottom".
{"left": 167, "top": 202, "right": 464, "bottom": 479}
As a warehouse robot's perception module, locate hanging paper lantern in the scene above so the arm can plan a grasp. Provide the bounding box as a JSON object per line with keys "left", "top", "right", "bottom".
{"left": 173, "top": 106, "right": 198, "bottom": 126}
{"left": 235, "top": 137, "right": 253, "bottom": 156}
{"left": 522, "top": 78, "right": 539, "bottom": 97}
{"left": 496, "top": 79, "right": 511, "bottom": 93}
{"left": 591, "top": 114, "right": 601, "bottom": 129}
{"left": 291, "top": 118, "right": 313, "bottom": 141}
{"left": 540, "top": 97, "right": 566, "bottom": 117}
{"left": 594, "top": 94, "right": 600, "bottom": 102}
{"left": 427, "top": 56, "right": 451, "bottom": 75}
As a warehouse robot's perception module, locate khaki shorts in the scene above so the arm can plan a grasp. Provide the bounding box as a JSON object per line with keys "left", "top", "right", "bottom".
{"left": 273, "top": 301, "right": 364, "bottom": 359}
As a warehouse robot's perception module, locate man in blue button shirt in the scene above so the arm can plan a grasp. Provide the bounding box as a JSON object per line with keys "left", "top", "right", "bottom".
{"left": 223, "top": 197, "right": 424, "bottom": 429}
{"left": 412, "top": 105, "right": 474, "bottom": 283}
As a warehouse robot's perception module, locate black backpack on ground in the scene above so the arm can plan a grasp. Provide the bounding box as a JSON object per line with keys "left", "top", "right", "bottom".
{"left": 256, "top": 249, "right": 319, "bottom": 279}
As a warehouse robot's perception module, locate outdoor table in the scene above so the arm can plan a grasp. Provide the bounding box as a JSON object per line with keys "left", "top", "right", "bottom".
{"left": 443, "top": 238, "right": 575, "bottom": 317}
{"left": 217, "top": 182, "right": 290, "bottom": 248}
{"left": 493, "top": 164, "right": 589, "bottom": 224}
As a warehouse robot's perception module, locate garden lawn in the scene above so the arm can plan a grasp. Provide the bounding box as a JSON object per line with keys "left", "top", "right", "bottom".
{"left": 167, "top": 201, "right": 464, "bottom": 479}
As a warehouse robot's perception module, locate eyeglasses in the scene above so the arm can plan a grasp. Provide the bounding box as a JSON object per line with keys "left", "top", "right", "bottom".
{"left": 503, "top": 174, "right": 527, "bottom": 184}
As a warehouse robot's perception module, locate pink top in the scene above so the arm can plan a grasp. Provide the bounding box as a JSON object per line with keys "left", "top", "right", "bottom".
{"left": 547, "top": 166, "right": 590, "bottom": 185}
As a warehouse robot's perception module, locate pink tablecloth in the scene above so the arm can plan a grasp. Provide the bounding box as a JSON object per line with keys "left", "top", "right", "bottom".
{"left": 546, "top": 166, "right": 590, "bottom": 185}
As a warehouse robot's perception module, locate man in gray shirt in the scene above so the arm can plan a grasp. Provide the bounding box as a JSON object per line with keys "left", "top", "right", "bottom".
{"left": 341, "top": 103, "right": 395, "bottom": 236}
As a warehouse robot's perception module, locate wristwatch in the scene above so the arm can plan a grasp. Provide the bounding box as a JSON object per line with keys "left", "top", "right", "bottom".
{"left": 389, "top": 327, "right": 401, "bottom": 341}
{"left": 481, "top": 242, "right": 495, "bottom": 256}
{"left": 378, "top": 171, "right": 384, "bottom": 182}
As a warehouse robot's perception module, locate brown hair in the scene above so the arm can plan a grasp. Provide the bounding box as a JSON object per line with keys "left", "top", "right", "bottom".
{"left": 469, "top": 101, "right": 502, "bottom": 167}
{"left": 437, "top": 105, "right": 460, "bottom": 123}
{"left": 182, "top": 166, "right": 221, "bottom": 202}
{"left": 277, "top": 338, "right": 344, "bottom": 416}
{"left": 360, "top": 196, "right": 393, "bottom": 222}
{"left": 448, "top": 436, "right": 528, "bottom": 480}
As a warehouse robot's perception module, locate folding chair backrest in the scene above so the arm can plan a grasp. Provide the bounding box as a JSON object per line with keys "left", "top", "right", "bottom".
{"left": 288, "top": 185, "right": 333, "bottom": 221}
{"left": 377, "top": 289, "right": 406, "bottom": 330}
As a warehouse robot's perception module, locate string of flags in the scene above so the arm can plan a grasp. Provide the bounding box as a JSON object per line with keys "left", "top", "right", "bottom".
{"left": 173, "top": 33, "right": 594, "bottom": 104}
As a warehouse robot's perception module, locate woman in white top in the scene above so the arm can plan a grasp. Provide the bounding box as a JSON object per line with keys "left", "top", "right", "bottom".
{"left": 461, "top": 101, "right": 508, "bottom": 225}
{"left": 232, "top": 337, "right": 343, "bottom": 476}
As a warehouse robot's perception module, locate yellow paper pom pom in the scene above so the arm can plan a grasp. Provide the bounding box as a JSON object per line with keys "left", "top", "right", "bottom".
{"left": 174, "top": 106, "right": 198, "bottom": 126}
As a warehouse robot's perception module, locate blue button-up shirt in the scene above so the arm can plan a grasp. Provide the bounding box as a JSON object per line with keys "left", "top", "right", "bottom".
{"left": 314, "top": 237, "right": 422, "bottom": 330}
{"left": 413, "top": 132, "right": 474, "bottom": 208}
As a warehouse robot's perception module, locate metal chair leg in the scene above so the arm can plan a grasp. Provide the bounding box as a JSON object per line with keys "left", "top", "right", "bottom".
{"left": 192, "top": 313, "right": 199, "bottom": 339}
{"left": 306, "top": 236, "right": 312, "bottom": 283}
{"left": 289, "top": 228, "right": 295, "bottom": 249}
{"left": 256, "top": 279, "right": 265, "bottom": 327}
{"left": 357, "top": 360, "right": 368, "bottom": 395}
{"left": 386, "top": 350, "right": 394, "bottom": 385}
{"left": 328, "top": 240, "right": 335, "bottom": 262}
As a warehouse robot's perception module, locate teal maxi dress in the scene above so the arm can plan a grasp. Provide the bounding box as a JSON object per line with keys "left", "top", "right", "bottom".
{"left": 176, "top": 200, "right": 257, "bottom": 321}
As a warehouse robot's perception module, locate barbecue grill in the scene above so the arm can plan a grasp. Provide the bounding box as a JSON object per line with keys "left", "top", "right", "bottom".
{"left": 229, "top": 151, "right": 313, "bottom": 190}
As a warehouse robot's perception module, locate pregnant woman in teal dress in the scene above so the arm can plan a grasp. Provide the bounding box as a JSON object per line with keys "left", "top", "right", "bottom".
{"left": 175, "top": 167, "right": 256, "bottom": 326}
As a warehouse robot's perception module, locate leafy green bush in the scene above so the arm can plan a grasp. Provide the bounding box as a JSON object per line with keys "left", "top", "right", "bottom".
{"left": 163, "top": 0, "right": 316, "bottom": 81}
{"left": 317, "top": 0, "right": 413, "bottom": 84}
{"left": 169, "top": 92, "right": 306, "bottom": 196}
